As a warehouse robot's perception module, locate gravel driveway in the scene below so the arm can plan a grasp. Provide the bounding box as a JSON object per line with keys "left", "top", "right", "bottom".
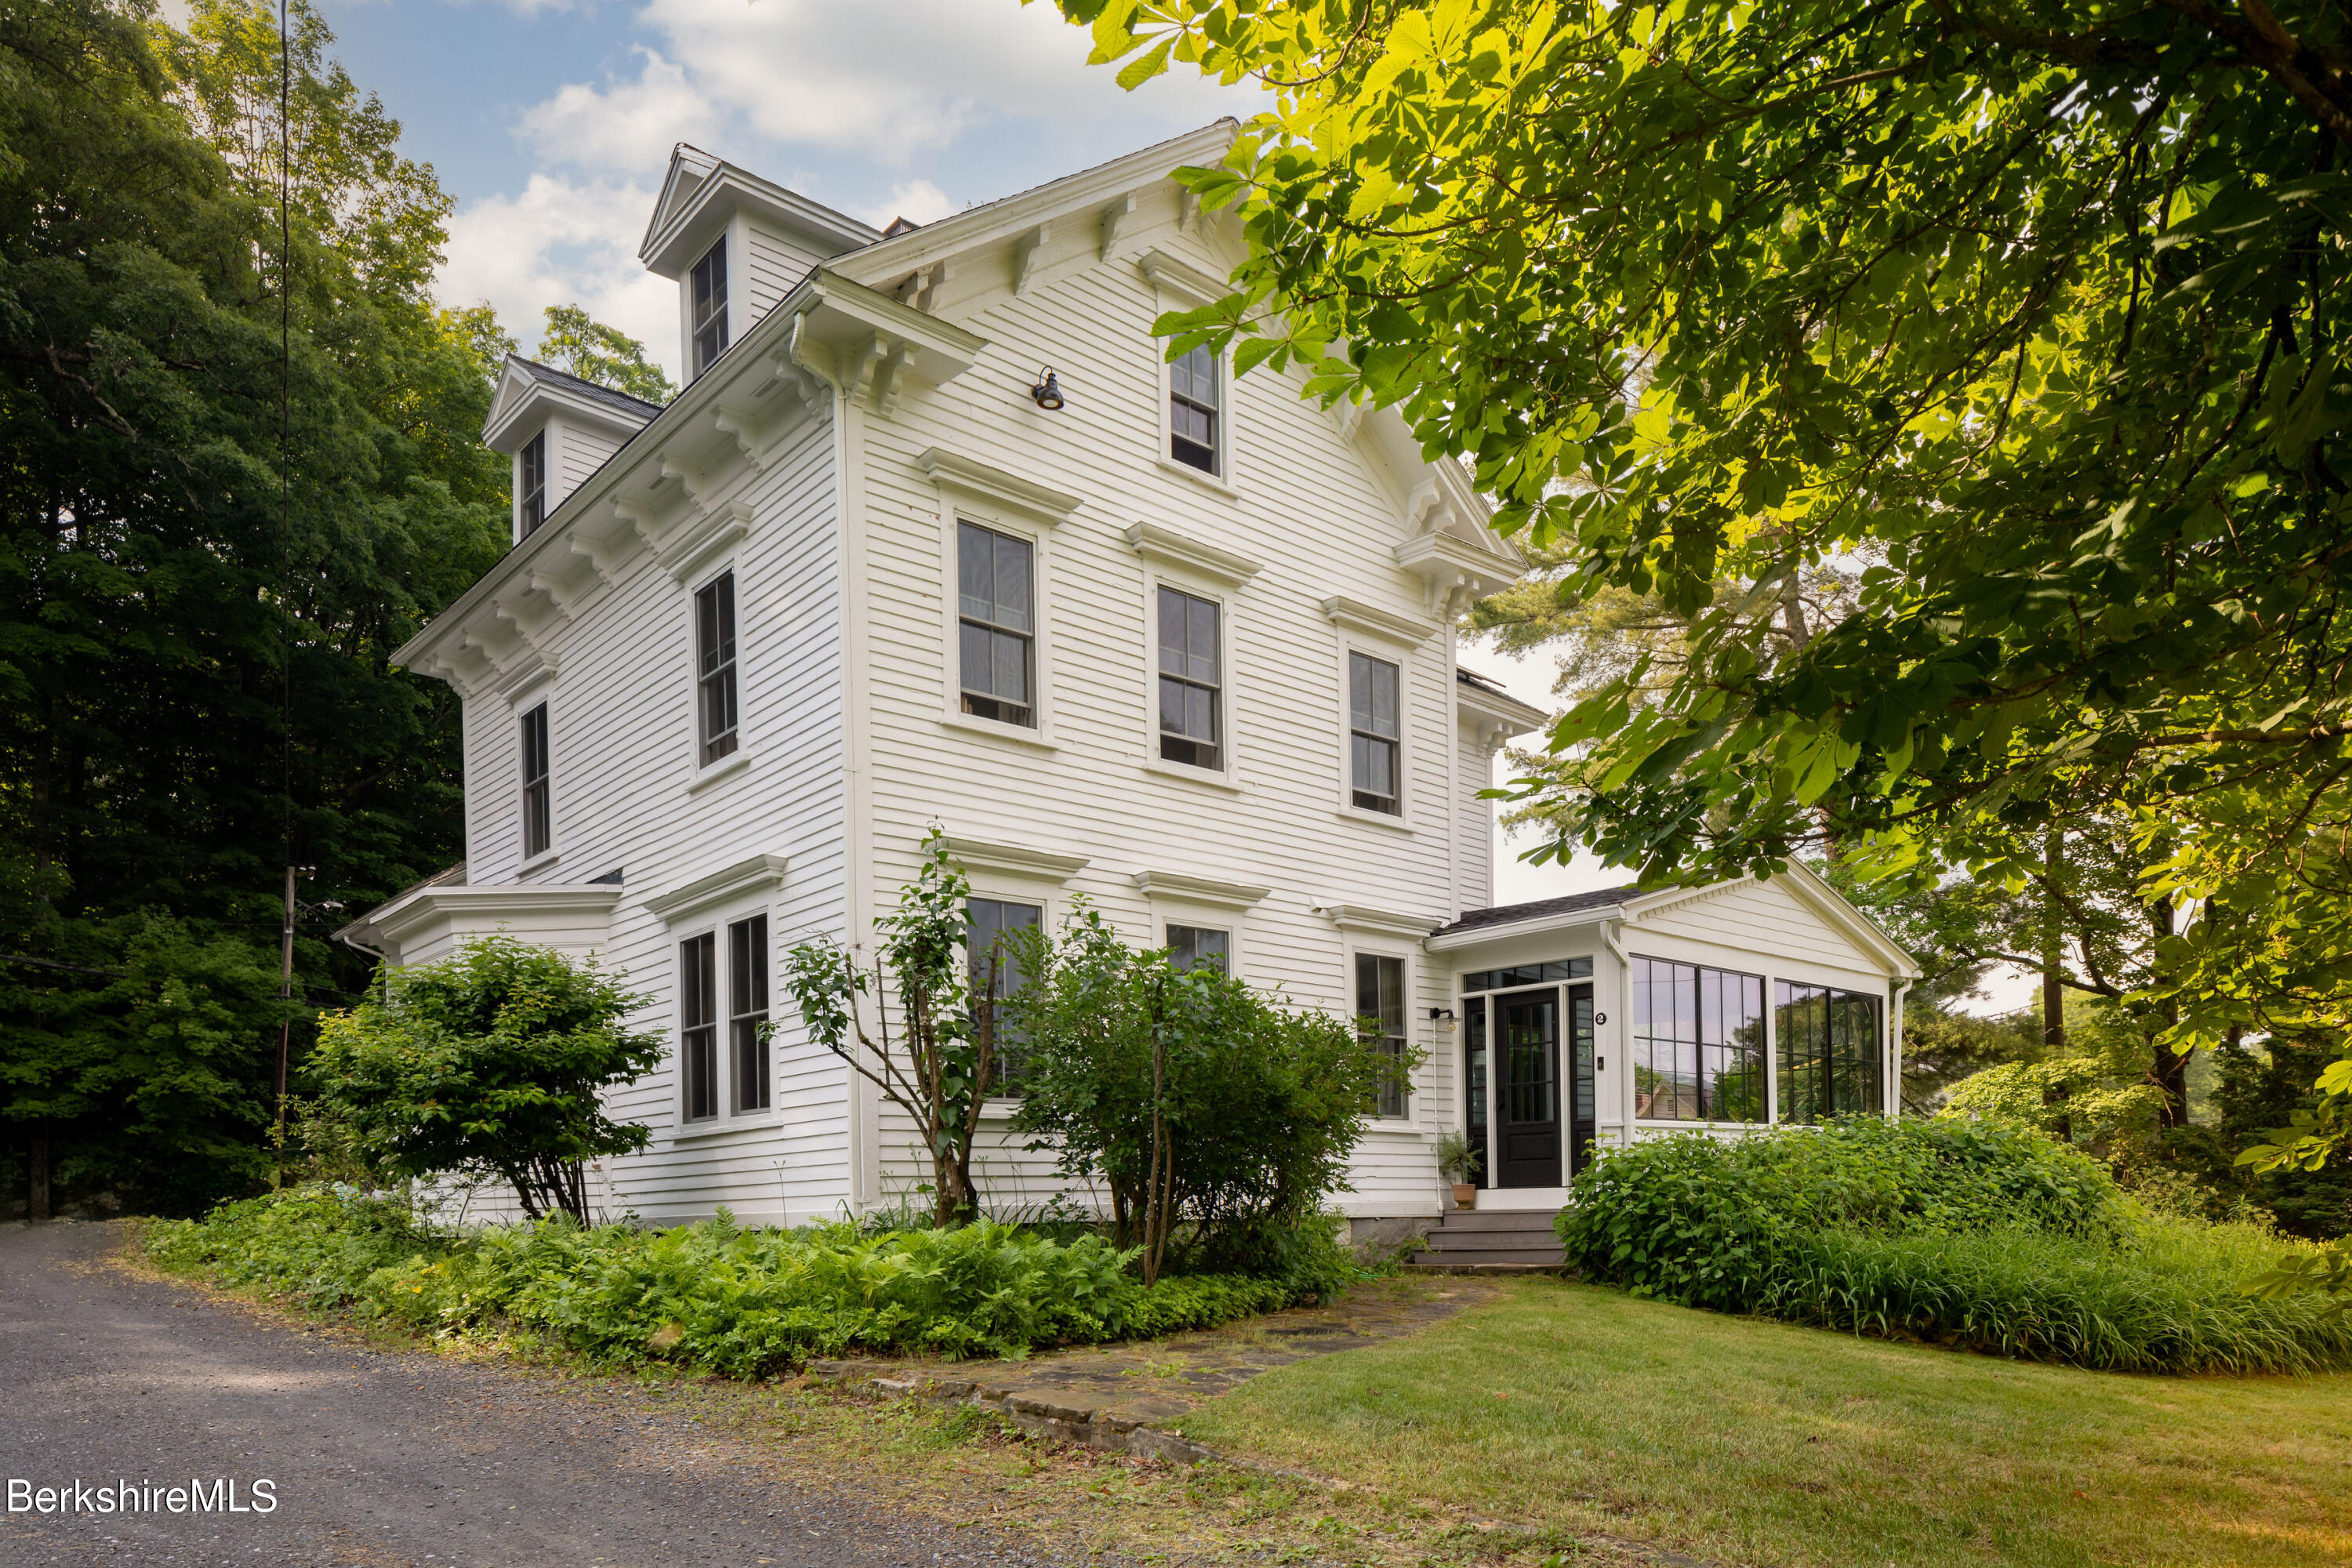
{"left": 0, "top": 1221, "right": 1065, "bottom": 1568}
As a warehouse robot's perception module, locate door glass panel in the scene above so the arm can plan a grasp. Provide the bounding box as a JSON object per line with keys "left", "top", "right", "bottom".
{"left": 1465, "top": 996, "right": 1488, "bottom": 1182}
{"left": 1504, "top": 993, "right": 1557, "bottom": 1124}
{"left": 1569, "top": 985, "right": 1595, "bottom": 1176}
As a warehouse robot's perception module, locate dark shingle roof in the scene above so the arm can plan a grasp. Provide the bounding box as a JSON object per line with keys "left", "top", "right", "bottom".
{"left": 508, "top": 354, "right": 666, "bottom": 419}
{"left": 1456, "top": 666, "right": 1512, "bottom": 695}
{"left": 1434, "top": 884, "right": 1639, "bottom": 936}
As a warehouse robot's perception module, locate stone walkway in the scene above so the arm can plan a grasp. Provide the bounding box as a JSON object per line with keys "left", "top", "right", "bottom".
{"left": 806, "top": 1275, "right": 1496, "bottom": 1458}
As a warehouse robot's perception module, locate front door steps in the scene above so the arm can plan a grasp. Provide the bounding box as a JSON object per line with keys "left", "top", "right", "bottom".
{"left": 1404, "top": 1207, "right": 1566, "bottom": 1272}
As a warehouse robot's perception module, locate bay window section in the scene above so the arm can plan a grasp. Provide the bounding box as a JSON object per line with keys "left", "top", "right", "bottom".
{"left": 957, "top": 522, "right": 1036, "bottom": 726}
{"left": 1774, "top": 983, "right": 1883, "bottom": 1123}
{"left": 1630, "top": 957, "right": 1766, "bottom": 1123}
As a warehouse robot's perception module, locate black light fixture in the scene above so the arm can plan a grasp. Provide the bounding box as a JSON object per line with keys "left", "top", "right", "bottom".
{"left": 1029, "top": 367, "right": 1065, "bottom": 410}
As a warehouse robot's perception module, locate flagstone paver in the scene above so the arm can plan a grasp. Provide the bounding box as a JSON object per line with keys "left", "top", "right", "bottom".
{"left": 805, "top": 1274, "right": 1496, "bottom": 1459}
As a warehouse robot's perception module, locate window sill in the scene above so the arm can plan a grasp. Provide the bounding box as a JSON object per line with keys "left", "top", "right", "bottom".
{"left": 940, "top": 712, "right": 1058, "bottom": 751}
{"left": 517, "top": 848, "right": 563, "bottom": 877}
{"left": 670, "top": 1115, "right": 780, "bottom": 1144}
{"left": 1335, "top": 805, "right": 1414, "bottom": 834}
{"left": 1142, "top": 756, "right": 1243, "bottom": 794}
{"left": 1632, "top": 1119, "right": 1769, "bottom": 1132}
{"left": 686, "top": 750, "right": 754, "bottom": 796}
{"left": 1156, "top": 457, "right": 1240, "bottom": 501}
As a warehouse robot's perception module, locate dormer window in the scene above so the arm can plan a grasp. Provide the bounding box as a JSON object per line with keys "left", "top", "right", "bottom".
{"left": 690, "top": 238, "right": 729, "bottom": 378}
{"left": 1170, "top": 344, "right": 1220, "bottom": 474}
{"left": 517, "top": 430, "right": 546, "bottom": 538}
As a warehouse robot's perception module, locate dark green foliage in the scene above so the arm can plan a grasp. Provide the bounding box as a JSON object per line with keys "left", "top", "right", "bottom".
{"left": 147, "top": 1186, "right": 1300, "bottom": 1374}
{"left": 2175, "top": 1037, "right": 2352, "bottom": 1240}
{"left": 1006, "top": 908, "right": 1393, "bottom": 1285}
{"left": 307, "top": 938, "right": 662, "bottom": 1222}
{"left": 1559, "top": 1120, "right": 2350, "bottom": 1373}
{"left": 0, "top": 1, "right": 506, "bottom": 1210}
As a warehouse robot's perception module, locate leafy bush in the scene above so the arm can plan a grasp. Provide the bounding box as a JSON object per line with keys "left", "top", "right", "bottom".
{"left": 1006, "top": 907, "right": 1399, "bottom": 1282}
{"left": 1558, "top": 1119, "right": 2352, "bottom": 1374}
{"left": 1559, "top": 1116, "right": 2127, "bottom": 1311}
{"left": 307, "top": 937, "right": 662, "bottom": 1221}
{"left": 147, "top": 1185, "right": 1298, "bottom": 1374}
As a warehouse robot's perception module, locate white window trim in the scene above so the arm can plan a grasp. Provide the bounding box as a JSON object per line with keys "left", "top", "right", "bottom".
{"left": 935, "top": 502, "right": 1060, "bottom": 749}
{"left": 1138, "top": 564, "right": 1246, "bottom": 791}
{"left": 1345, "top": 937, "right": 1421, "bottom": 1127}
{"left": 1334, "top": 635, "right": 1416, "bottom": 833}
{"left": 688, "top": 556, "right": 752, "bottom": 788}
{"left": 681, "top": 223, "right": 739, "bottom": 383}
{"left": 514, "top": 424, "right": 551, "bottom": 544}
{"left": 666, "top": 895, "right": 783, "bottom": 1137}
{"left": 1142, "top": 252, "right": 1243, "bottom": 499}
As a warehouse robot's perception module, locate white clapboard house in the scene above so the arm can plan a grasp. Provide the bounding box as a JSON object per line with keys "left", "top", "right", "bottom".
{"left": 337, "top": 124, "right": 1917, "bottom": 1240}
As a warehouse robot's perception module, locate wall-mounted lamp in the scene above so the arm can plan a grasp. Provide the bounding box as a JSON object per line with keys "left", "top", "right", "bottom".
{"left": 1029, "top": 367, "right": 1065, "bottom": 410}
{"left": 1427, "top": 1007, "right": 1457, "bottom": 1022}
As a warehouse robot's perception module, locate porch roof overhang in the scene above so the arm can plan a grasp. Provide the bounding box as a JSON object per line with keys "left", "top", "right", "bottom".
{"left": 1425, "top": 886, "right": 1635, "bottom": 952}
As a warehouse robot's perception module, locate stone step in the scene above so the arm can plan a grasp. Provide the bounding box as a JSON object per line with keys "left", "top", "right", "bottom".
{"left": 1419, "top": 1240, "right": 1565, "bottom": 1260}
{"left": 1428, "top": 1210, "right": 1562, "bottom": 1233}
{"left": 1402, "top": 1259, "right": 1563, "bottom": 1275}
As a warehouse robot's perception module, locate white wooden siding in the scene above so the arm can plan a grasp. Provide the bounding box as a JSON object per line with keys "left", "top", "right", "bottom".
{"left": 555, "top": 419, "right": 624, "bottom": 510}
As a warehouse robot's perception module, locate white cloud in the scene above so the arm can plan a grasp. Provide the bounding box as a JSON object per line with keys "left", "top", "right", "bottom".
{"left": 855, "top": 179, "right": 957, "bottom": 230}
{"left": 524, "top": 0, "right": 1253, "bottom": 173}
{"left": 518, "top": 49, "right": 725, "bottom": 172}
{"left": 437, "top": 173, "right": 684, "bottom": 380}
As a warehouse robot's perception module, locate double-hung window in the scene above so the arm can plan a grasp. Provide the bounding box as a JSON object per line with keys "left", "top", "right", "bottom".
{"left": 679, "top": 932, "right": 718, "bottom": 1123}
{"left": 957, "top": 522, "right": 1035, "bottom": 726}
{"left": 519, "top": 702, "right": 551, "bottom": 859}
{"left": 967, "top": 898, "right": 1040, "bottom": 1098}
{"left": 1774, "top": 982, "right": 1882, "bottom": 1123}
{"left": 1156, "top": 586, "right": 1222, "bottom": 771}
{"left": 1169, "top": 344, "right": 1220, "bottom": 474}
{"left": 695, "top": 571, "right": 739, "bottom": 764}
{"left": 690, "top": 238, "right": 728, "bottom": 379}
{"left": 1630, "top": 958, "right": 1766, "bottom": 1123}
{"left": 728, "top": 915, "right": 769, "bottom": 1114}
{"left": 1348, "top": 652, "right": 1402, "bottom": 814}
{"left": 1167, "top": 924, "right": 1229, "bottom": 975}
{"left": 1356, "top": 953, "right": 1410, "bottom": 1118}
{"left": 518, "top": 431, "right": 546, "bottom": 538}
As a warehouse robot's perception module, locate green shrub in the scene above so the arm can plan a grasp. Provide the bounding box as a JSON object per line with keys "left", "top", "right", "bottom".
{"left": 1763, "top": 1219, "right": 2352, "bottom": 1374}
{"left": 1558, "top": 1117, "right": 2127, "bottom": 1311}
{"left": 147, "top": 1185, "right": 1297, "bottom": 1375}
{"left": 1557, "top": 1119, "right": 2352, "bottom": 1374}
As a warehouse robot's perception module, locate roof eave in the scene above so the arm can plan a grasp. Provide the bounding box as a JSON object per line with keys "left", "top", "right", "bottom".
{"left": 1425, "top": 906, "right": 1626, "bottom": 951}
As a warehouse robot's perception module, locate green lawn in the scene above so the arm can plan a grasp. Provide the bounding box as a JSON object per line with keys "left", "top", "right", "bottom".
{"left": 1175, "top": 1279, "right": 2352, "bottom": 1568}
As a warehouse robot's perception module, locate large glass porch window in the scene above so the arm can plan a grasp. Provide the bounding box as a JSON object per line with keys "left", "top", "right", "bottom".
{"left": 1630, "top": 957, "right": 1766, "bottom": 1123}
{"left": 1774, "top": 982, "right": 1882, "bottom": 1122}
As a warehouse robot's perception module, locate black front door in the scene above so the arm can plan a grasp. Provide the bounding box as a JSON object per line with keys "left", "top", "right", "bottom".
{"left": 1464, "top": 1000, "right": 1489, "bottom": 1185}
{"left": 1497, "top": 988, "right": 1560, "bottom": 1187}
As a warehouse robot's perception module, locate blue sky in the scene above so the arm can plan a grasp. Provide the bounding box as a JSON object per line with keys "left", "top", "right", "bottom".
{"left": 299, "top": 0, "right": 1255, "bottom": 381}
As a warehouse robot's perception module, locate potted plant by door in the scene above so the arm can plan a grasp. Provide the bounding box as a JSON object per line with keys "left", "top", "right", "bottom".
{"left": 1436, "top": 1130, "right": 1481, "bottom": 1210}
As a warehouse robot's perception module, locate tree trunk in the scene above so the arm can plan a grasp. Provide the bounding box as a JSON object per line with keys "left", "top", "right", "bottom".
{"left": 2147, "top": 895, "right": 2190, "bottom": 1128}
{"left": 29, "top": 1126, "right": 51, "bottom": 1221}
{"left": 2038, "top": 825, "right": 2071, "bottom": 1142}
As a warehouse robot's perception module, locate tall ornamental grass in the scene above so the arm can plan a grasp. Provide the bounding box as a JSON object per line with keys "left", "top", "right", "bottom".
{"left": 147, "top": 1185, "right": 1296, "bottom": 1375}
{"left": 1558, "top": 1119, "right": 2351, "bottom": 1375}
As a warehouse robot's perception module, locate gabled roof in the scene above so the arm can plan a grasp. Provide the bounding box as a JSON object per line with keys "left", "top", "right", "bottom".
{"left": 640, "top": 142, "right": 880, "bottom": 278}
{"left": 481, "top": 354, "right": 662, "bottom": 453}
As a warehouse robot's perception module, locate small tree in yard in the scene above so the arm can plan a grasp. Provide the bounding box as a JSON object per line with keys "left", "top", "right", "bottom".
{"left": 780, "top": 834, "right": 1004, "bottom": 1229}
{"left": 1006, "top": 909, "right": 1403, "bottom": 1285}
{"left": 308, "top": 937, "right": 661, "bottom": 1222}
